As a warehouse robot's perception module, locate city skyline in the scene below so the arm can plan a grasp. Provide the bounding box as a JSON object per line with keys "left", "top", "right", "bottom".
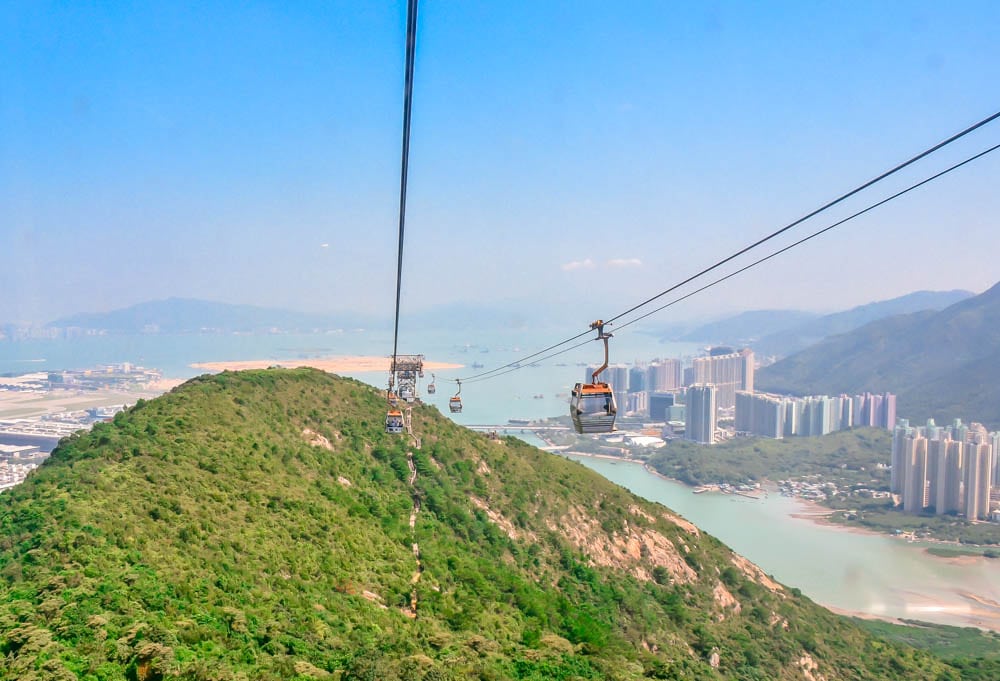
{"left": 3, "top": 2, "right": 999, "bottom": 325}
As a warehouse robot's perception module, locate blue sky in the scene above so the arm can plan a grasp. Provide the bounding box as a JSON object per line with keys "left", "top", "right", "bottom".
{"left": 2, "top": 1, "right": 998, "bottom": 324}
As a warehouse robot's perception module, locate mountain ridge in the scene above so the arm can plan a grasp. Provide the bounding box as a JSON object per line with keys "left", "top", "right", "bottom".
{"left": 655, "top": 290, "right": 973, "bottom": 352}
{"left": 757, "top": 282, "right": 1000, "bottom": 427}
{"left": 753, "top": 289, "right": 974, "bottom": 357}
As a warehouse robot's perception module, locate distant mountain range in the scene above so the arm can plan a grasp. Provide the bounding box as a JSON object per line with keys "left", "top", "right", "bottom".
{"left": 757, "top": 282, "right": 1000, "bottom": 428}
{"left": 751, "top": 289, "right": 973, "bottom": 357}
{"left": 661, "top": 290, "right": 973, "bottom": 356}
{"left": 42, "top": 298, "right": 572, "bottom": 336}
{"left": 46, "top": 298, "right": 379, "bottom": 334}
{"left": 668, "top": 310, "right": 821, "bottom": 344}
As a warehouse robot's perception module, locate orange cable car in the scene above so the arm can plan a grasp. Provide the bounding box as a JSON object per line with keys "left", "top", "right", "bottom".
{"left": 449, "top": 379, "right": 463, "bottom": 413}
{"left": 385, "top": 408, "right": 405, "bottom": 434}
{"left": 570, "top": 320, "right": 617, "bottom": 434}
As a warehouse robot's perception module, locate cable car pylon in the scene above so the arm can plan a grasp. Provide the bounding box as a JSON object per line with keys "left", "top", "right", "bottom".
{"left": 570, "top": 320, "right": 617, "bottom": 434}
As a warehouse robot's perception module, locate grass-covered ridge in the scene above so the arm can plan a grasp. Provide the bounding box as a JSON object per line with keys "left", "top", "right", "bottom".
{"left": 0, "top": 369, "right": 957, "bottom": 679}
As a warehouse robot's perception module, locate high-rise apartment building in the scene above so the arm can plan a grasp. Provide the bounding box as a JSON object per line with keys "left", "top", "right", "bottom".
{"left": 628, "top": 366, "right": 646, "bottom": 393}
{"left": 685, "top": 384, "right": 717, "bottom": 444}
{"left": 649, "top": 392, "right": 680, "bottom": 422}
{"left": 735, "top": 391, "right": 784, "bottom": 439}
{"left": 992, "top": 431, "right": 1000, "bottom": 487}
{"left": 691, "top": 349, "right": 753, "bottom": 411}
{"left": 902, "top": 434, "right": 929, "bottom": 513}
{"left": 933, "top": 438, "right": 963, "bottom": 515}
{"left": 852, "top": 393, "right": 898, "bottom": 429}
{"left": 965, "top": 442, "right": 992, "bottom": 520}
{"left": 891, "top": 419, "right": 912, "bottom": 494}
{"left": 646, "top": 359, "right": 682, "bottom": 392}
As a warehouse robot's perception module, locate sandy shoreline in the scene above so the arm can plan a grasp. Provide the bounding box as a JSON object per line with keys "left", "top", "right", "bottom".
{"left": 190, "top": 356, "right": 463, "bottom": 374}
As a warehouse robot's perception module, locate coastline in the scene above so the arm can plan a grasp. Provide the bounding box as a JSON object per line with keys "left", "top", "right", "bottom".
{"left": 564, "top": 450, "right": 1000, "bottom": 632}
{"left": 190, "top": 356, "right": 463, "bottom": 374}
{"left": 561, "top": 450, "right": 997, "bottom": 562}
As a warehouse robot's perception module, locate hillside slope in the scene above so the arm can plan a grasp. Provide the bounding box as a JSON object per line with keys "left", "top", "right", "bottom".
{"left": 0, "top": 370, "right": 951, "bottom": 679}
{"left": 753, "top": 289, "right": 973, "bottom": 357}
{"left": 757, "top": 282, "right": 1000, "bottom": 427}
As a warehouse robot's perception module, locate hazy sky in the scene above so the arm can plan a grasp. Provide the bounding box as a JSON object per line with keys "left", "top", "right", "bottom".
{"left": 2, "top": 1, "right": 998, "bottom": 325}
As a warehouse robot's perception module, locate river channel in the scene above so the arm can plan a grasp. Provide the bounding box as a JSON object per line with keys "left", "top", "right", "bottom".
{"left": 562, "top": 453, "right": 1000, "bottom": 631}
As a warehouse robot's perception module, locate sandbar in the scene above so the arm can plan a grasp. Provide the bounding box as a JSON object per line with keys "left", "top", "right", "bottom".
{"left": 190, "top": 355, "right": 463, "bottom": 374}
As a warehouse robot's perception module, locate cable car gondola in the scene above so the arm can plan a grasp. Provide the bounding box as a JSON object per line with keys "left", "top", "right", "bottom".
{"left": 449, "top": 379, "right": 463, "bottom": 413}
{"left": 385, "top": 408, "right": 405, "bottom": 434}
{"left": 570, "top": 320, "right": 617, "bottom": 434}
{"left": 427, "top": 374, "right": 436, "bottom": 394}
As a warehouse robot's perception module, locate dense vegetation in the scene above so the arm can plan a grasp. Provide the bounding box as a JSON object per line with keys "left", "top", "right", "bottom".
{"left": 757, "top": 280, "right": 1000, "bottom": 428}
{"left": 0, "top": 369, "right": 966, "bottom": 679}
{"left": 853, "top": 619, "right": 1000, "bottom": 678}
{"left": 644, "top": 429, "right": 891, "bottom": 487}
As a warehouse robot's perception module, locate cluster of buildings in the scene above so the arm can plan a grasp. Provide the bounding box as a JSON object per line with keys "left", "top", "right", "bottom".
{"left": 0, "top": 444, "right": 43, "bottom": 492}
{"left": 735, "top": 391, "right": 896, "bottom": 440}
{"left": 46, "top": 363, "right": 163, "bottom": 391}
{"left": 586, "top": 347, "right": 896, "bottom": 446}
{"left": 892, "top": 418, "right": 998, "bottom": 520}
{"left": 0, "top": 364, "right": 163, "bottom": 394}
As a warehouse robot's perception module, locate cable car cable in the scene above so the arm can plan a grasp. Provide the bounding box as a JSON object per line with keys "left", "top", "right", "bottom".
{"left": 450, "top": 139, "right": 1000, "bottom": 386}
{"left": 447, "top": 110, "right": 1000, "bottom": 384}
{"left": 612, "top": 141, "right": 1000, "bottom": 334}
{"left": 459, "top": 339, "right": 593, "bottom": 384}
{"left": 445, "top": 328, "right": 593, "bottom": 384}
{"left": 390, "top": 0, "right": 419, "bottom": 375}
{"left": 603, "top": 109, "right": 1000, "bottom": 326}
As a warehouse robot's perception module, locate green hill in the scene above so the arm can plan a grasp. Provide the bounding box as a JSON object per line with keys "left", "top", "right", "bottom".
{"left": 757, "top": 282, "right": 1000, "bottom": 427}
{"left": 0, "top": 369, "right": 955, "bottom": 679}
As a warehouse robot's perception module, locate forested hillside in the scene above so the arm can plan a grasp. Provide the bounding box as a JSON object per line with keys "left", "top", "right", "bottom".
{"left": 0, "top": 369, "right": 956, "bottom": 679}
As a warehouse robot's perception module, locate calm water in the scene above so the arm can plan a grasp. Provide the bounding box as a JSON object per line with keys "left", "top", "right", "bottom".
{"left": 569, "top": 455, "right": 1000, "bottom": 629}
{"left": 5, "top": 331, "right": 1000, "bottom": 628}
